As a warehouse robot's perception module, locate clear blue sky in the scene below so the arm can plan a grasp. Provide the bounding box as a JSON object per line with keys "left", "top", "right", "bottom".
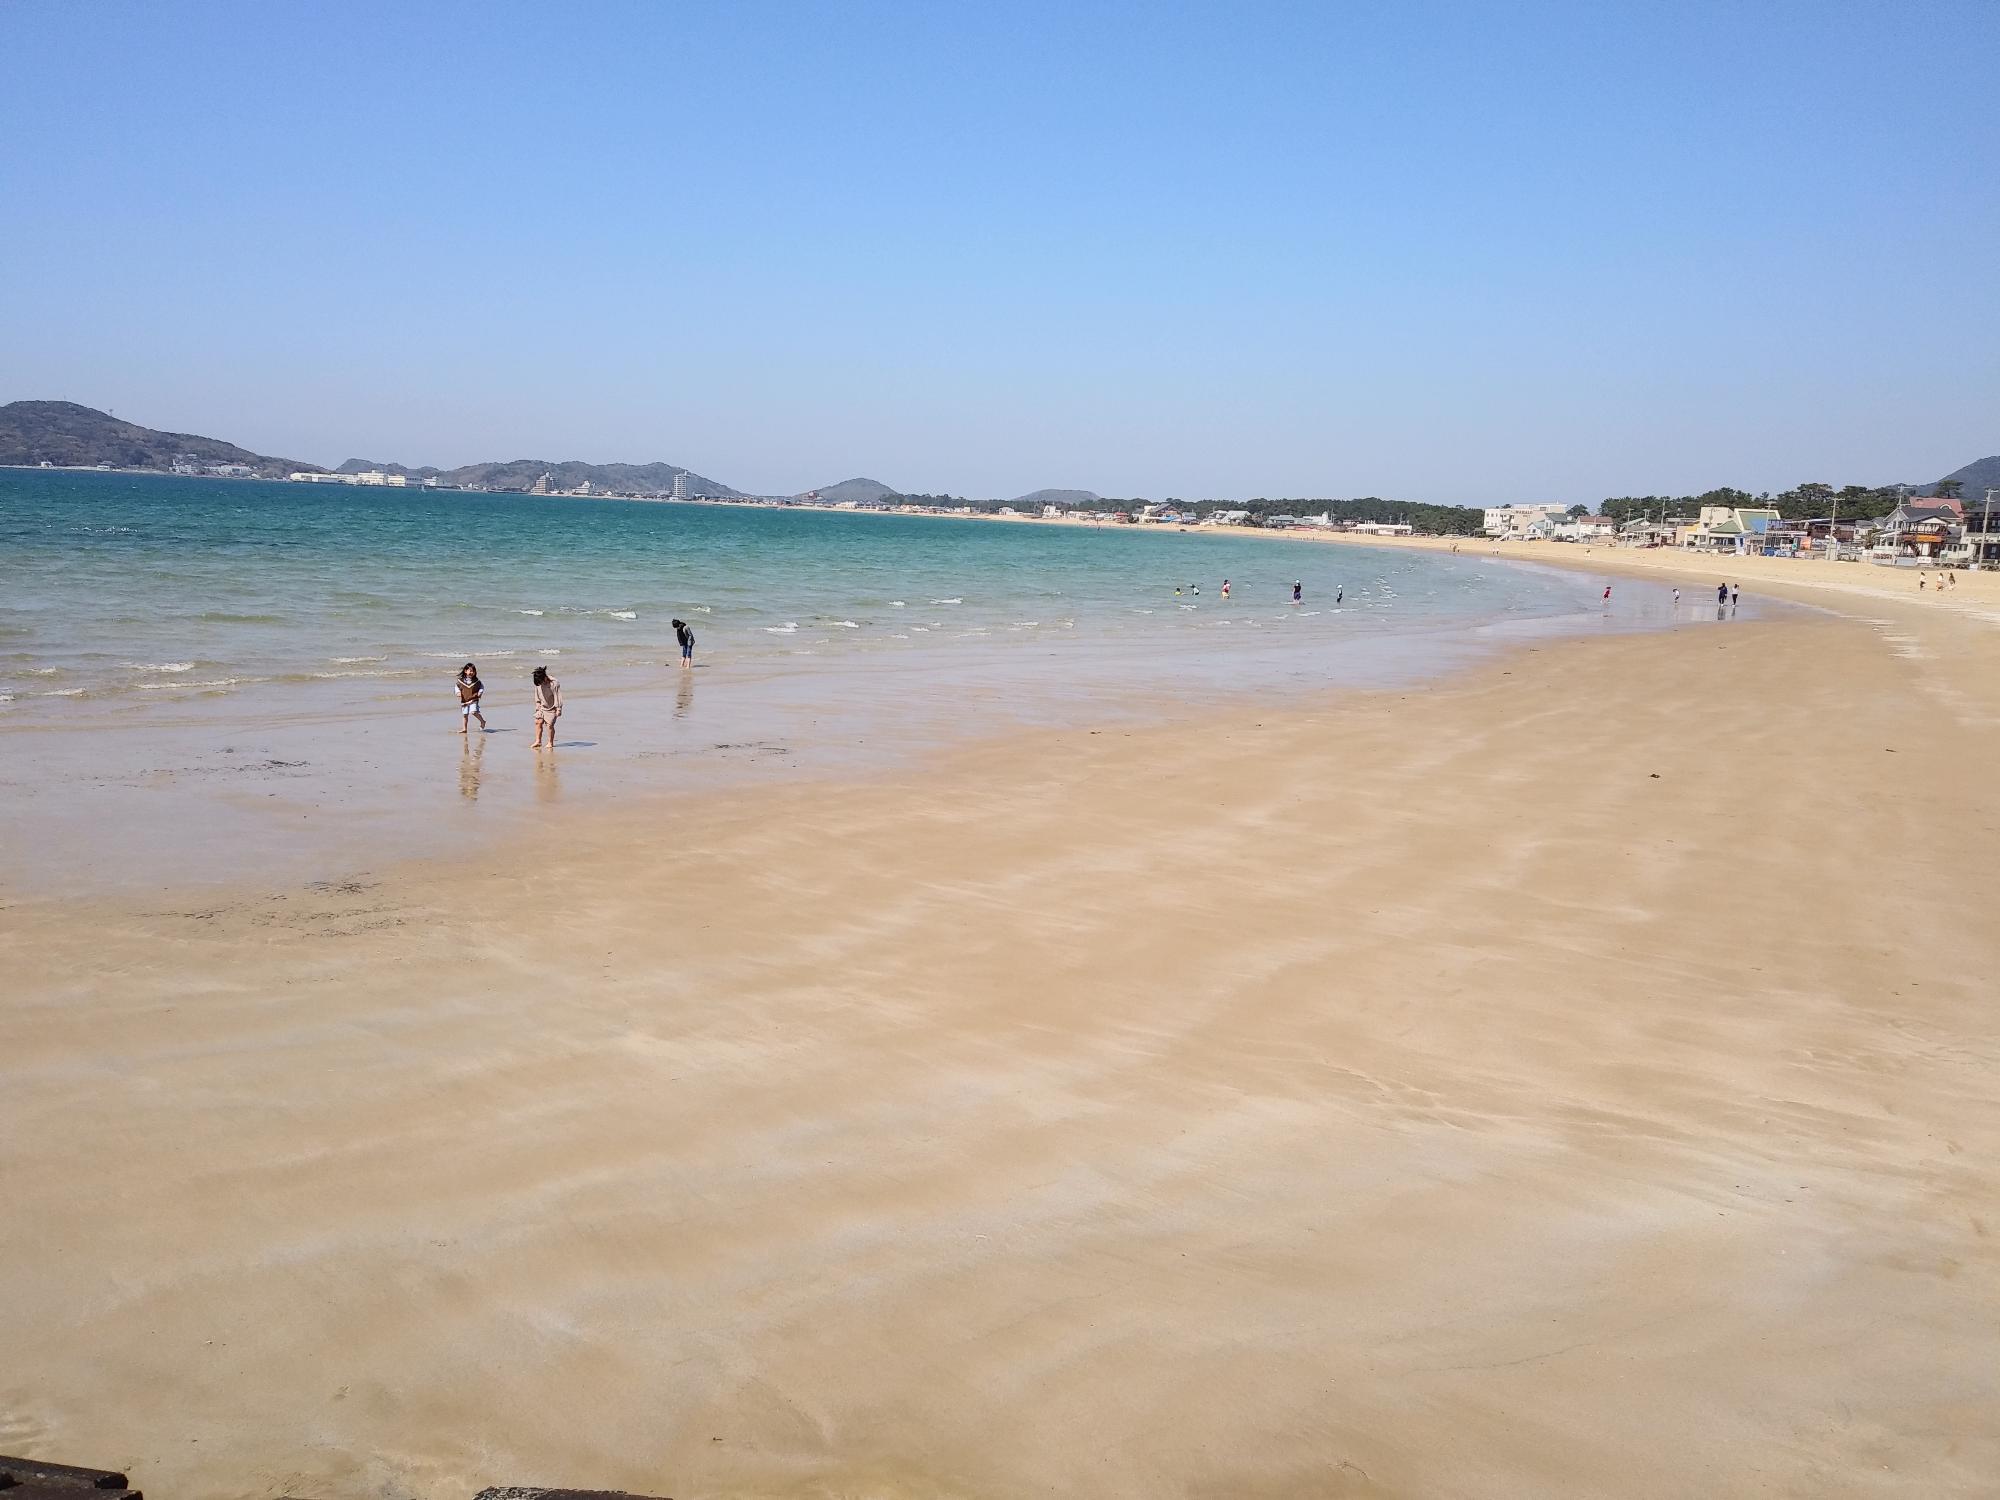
{"left": 2, "top": 1, "right": 1993, "bottom": 502}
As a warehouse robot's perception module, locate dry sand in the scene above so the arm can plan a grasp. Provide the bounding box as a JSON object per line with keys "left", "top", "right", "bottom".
{"left": 3, "top": 586, "right": 1997, "bottom": 1498}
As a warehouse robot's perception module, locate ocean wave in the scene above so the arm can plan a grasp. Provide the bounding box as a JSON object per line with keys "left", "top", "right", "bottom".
{"left": 763, "top": 623, "right": 798, "bottom": 634}
{"left": 310, "top": 668, "right": 418, "bottom": 679}
{"left": 692, "top": 605, "right": 712, "bottom": 613}
{"left": 139, "top": 675, "right": 265, "bottom": 690}
{"left": 832, "top": 620, "right": 860, "bottom": 628}
{"left": 40, "top": 687, "right": 86, "bottom": 697}
{"left": 517, "top": 609, "right": 545, "bottom": 616}
{"left": 538, "top": 649, "right": 561, "bottom": 655}
{"left": 198, "top": 612, "right": 284, "bottom": 624}
{"left": 123, "top": 661, "right": 196, "bottom": 673}
{"left": 332, "top": 655, "right": 387, "bottom": 663}
{"left": 28, "top": 666, "right": 60, "bottom": 675}
{"left": 890, "top": 600, "right": 906, "bottom": 607}
{"left": 929, "top": 597, "right": 962, "bottom": 605}
{"left": 609, "top": 610, "right": 637, "bottom": 620}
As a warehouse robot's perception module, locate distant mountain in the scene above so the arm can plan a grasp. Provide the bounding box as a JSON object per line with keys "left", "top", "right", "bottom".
{"left": 438, "top": 458, "right": 739, "bottom": 497}
{"left": 0, "top": 400, "right": 319, "bottom": 476}
{"left": 336, "top": 458, "right": 442, "bottom": 479}
{"left": 1924, "top": 455, "right": 2000, "bottom": 503}
{"left": 797, "top": 477, "right": 897, "bottom": 504}
{"left": 1013, "top": 488, "right": 1100, "bottom": 506}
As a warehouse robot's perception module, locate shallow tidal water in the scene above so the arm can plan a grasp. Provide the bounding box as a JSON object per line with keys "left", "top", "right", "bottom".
{"left": 1, "top": 471, "right": 1762, "bottom": 893}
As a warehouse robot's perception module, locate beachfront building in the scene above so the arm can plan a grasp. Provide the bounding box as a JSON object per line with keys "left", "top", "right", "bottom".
{"left": 1617, "top": 517, "right": 1686, "bottom": 547}
{"left": 1959, "top": 497, "right": 2000, "bottom": 566}
{"left": 1683, "top": 506, "right": 1781, "bottom": 553}
{"left": 288, "top": 470, "right": 349, "bottom": 483}
{"left": 1202, "top": 510, "right": 1252, "bottom": 526}
{"left": 1874, "top": 503, "right": 1961, "bottom": 558}
{"left": 1351, "top": 521, "right": 1415, "bottom": 536}
{"left": 1481, "top": 503, "right": 1571, "bottom": 538}
{"left": 1567, "top": 514, "right": 1615, "bottom": 540}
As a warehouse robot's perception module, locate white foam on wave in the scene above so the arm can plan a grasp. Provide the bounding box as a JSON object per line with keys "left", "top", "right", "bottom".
{"left": 333, "top": 655, "right": 386, "bottom": 663}
{"left": 28, "top": 667, "right": 59, "bottom": 676}
{"left": 517, "top": 609, "right": 545, "bottom": 616}
{"left": 832, "top": 620, "right": 860, "bottom": 628}
{"left": 539, "top": 649, "right": 561, "bottom": 656}
{"left": 692, "top": 605, "right": 712, "bottom": 613}
{"left": 124, "top": 661, "right": 195, "bottom": 673}
{"left": 609, "top": 610, "right": 637, "bottom": 620}
{"left": 764, "top": 622, "right": 798, "bottom": 634}
{"left": 930, "top": 597, "right": 962, "bottom": 605}
{"left": 41, "top": 687, "right": 86, "bottom": 697}
{"left": 890, "top": 600, "right": 906, "bottom": 607}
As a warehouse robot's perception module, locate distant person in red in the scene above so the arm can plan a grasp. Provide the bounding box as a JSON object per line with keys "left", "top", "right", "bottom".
{"left": 1602, "top": 584, "right": 1612, "bottom": 603}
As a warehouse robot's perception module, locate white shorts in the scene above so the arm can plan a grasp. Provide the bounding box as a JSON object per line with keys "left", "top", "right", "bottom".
{"left": 461, "top": 700, "right": 479, "bottom": 719}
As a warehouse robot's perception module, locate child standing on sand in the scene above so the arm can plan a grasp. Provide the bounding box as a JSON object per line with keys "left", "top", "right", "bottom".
{"left": 531, "top": 665, "right": 562, "bottom": 748}
{"left": 455, "top": 663, "right": 487, "bottom": 734}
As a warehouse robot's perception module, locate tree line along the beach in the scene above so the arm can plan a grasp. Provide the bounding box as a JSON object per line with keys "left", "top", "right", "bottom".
{"left": 1594, "top": 481, "right": 1953, "bottom": 525}
{"left": 876, "top": 482, "right": 1954, "bottom": 536}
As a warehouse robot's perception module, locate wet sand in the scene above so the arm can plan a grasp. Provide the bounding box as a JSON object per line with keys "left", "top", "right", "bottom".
{"left": 3, "top": 596, "right": 1997, "bottom": 1498}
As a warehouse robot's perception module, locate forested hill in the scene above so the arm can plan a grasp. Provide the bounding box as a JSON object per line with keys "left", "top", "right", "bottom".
{"left": 0, "top": 401, "right": 318, "bottom": 476}
{"left": 433, "top": 459, "right": 741, "bottom": 496}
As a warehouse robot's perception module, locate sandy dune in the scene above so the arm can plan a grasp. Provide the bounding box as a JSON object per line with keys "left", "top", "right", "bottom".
{"left": 4, "top": 598, "right": 1996, "bottom": 1498}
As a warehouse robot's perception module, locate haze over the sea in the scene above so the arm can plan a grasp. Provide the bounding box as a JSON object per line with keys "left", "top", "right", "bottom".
{"left": 2, "top": 1, "right": 1994, "bottom": 502}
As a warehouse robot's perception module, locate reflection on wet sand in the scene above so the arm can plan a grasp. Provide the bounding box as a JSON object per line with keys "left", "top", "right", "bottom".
{"left": 675, "top": 672, "right": 695, "bottom": 720}
{"left": 458, "top": 733, "right": 485, "bottom": 800}
{"left": 534, "top": 745, "right": 560, "bottom": 803}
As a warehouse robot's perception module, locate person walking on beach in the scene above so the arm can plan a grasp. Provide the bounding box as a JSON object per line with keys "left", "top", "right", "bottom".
{"left": 1336, "top": 586, "right": 1344, "bottom": 604}
{"left": 672, "top": 617, "right": 695, "bottom": 667}
{"left": 1602, "top": 584, "right": 1612, "bottom": 604}
{"left": 530, "top": 664, "right": 562, "bottom": 749}
{"left": 1717, "top": 583, "right": 1729, "bottom": 606}
{"left": 1292, "top": 581, "right": 1303, "bottom": 604}
{"left": 1731, "top": 584, "right": 1741, "bottom": 608}
{"left": 1672, "top": 587, "right": 1681, "bottom": 607}
{"left": 455, "top": 662, "right": 487, "bottom": 735}
{"left": 1220, "top": 578, "right": 1230, "bottom": 600}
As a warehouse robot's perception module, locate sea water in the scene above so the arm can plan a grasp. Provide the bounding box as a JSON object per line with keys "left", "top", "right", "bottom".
{"left": 5, "top": 471, "right": 1672, "bottom": 710}
{"left": 0, "top": 471, "right": 1738, "bottom": 891}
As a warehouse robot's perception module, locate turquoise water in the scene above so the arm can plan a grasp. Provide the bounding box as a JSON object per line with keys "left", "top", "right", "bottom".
{"left": 2, "top": 469, "right": 1749, "bottom": 893}
{"left": 4, "top": 470, "right": 1634, "bottom": 716}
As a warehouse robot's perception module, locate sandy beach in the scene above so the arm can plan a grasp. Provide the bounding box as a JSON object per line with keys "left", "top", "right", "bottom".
{"left": 4, "top": 580, "right": 1997, "bottom": 1498}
